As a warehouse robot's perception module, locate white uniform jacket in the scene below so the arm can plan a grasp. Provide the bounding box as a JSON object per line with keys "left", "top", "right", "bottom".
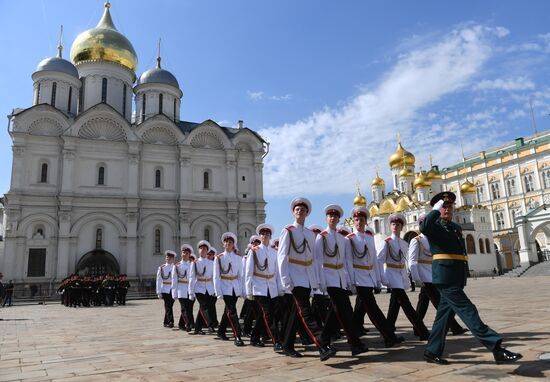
{"left": 277, "top": 223, "right": 319, "bottom": 290}
{"left": 345, "top": 231, "right": 380, "bottom": 288}
{"left": 376, "top": 234, "right": 410, "bottom": 290}
{"left": 189, "top": 257, "right": 214, "bottom": 297}
{"left": 156, "top": 263, "right": 174, "bottom": 294}
{"left": 314, "top": 228, "right": 351, "bottom": 291}
{"left": 171, "top": 260, "right": 191, "bottom": 299}
{"left": 408, "top": 234, "right": 433, "bottom": 283}
{"left": 245, "top": 244, "right": 281, "bottom": 298}
{"left": 213, "top": 251, "right": 243, "bottom": 297}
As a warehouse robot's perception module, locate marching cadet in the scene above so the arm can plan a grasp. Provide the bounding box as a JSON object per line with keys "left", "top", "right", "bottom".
{"left": 207, "top": 247, "right": 219, "bottom": 328}
{"left": 156, "top": 250, "right": 176, "bottom": 328}
{"left": 116, "top": 274, "right": 130, "bottom": 305}
{"left": 309, "top": 224, "right": 331, "bottom": 329}
{"left": 172, "top": 244, "right": 194, "bottom": 331}
{"left": 277, "top": 197, "right": 336, "bottom": 361}
{"left": 245, "top": 223, "right": 284, "bottom": 351}
{"left": 347, "top": 206, "right": 404, "bottom": 348}
{"left": 377, "top": 213, "right": 430, "bottom": 339}
{"left": 421, "top": 192, "right": 522, "bottom": 365}
{"left": 409, "top": 213, "right": 467, "bottom": 336}
{"left": 315, "top": 205, "right": 369, "bottom": 356}
{"left": 189, "top": 240, "right": 216, "bottom": 335}
{"left": 241, "top": 235, "right": 262, "bottom": 336}
{"left": 214, "top": 232, "right": 245, "bottom": 346}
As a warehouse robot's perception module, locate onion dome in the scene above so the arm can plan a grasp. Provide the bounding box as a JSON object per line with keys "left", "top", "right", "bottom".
{"left": 389, "top": 142, "right": 415, "bottom": 169}
{"left": 353, "top": 189, "right": 367, "bottom": 207}
{"left": 137, "top": 54, "right": 179, "bottom": 88}
{"left": 70, "top": 2, "right": 138, "bottom": 73}
{"left": 427, "top": 166, "right": 442, "bottom": 180}
{"left": 398, "top": 167, "right": 414, "bottom": 178}
{"left": 34, "top": 26, "right": 78, "bottom": 78}
{"left": 371, "top": 173, "right": 385, "bottom": 187}
{"left": 368, "top": 204, "right": 379, "bottom": 217}
{"left": 395, "top": 197, "right": 411, "bottom": 212}
{"left": 460, "top": 179, "right": 476, "bottom": 194}
{"left": 414, "top": 170, "right": 432, "bottom": 188}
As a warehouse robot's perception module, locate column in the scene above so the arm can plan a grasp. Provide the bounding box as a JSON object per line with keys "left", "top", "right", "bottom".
{"left": 56, "top": 211, "right": 71, "bottom": 279}
{"left": 125, "top": 212, "right": 138, "bottom": 277}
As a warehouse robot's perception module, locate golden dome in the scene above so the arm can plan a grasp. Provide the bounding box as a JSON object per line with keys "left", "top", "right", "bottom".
{"left": 70, "top": 2, "right": 138, "bottom": 73}
{"left": 427, "top": 166, "right": 442, "bottom": 180}
{"left": 398, "top": 167, "right": 414, "bottom": 177}
{"left": 354, "top": 190, "right": 367, "bottom": 207}
{"left": 368, "top": 204, "right": 379, "bottom": 217}
{"left": 379, "top": 198, "right": 396, "bottom": 214}
{"left": 414, "top": 170, "right": 432, "bottom": 188}
{"left": 395, "top": 197, "right": 411, "bottom": 212}
{"left": 389, "top": 142, "right": 415, "bottom": 169}
{"left": 460, "top": 179, "right": 476, "bottom": 194}
{"left": 371, "top": 173, "right": 385, "bottom": 187}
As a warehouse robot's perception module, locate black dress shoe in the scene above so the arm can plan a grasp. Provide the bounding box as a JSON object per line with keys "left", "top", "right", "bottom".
{"left": 319, "top": 345, "right": 337, "bottom": 361}
{"left": 282, "top": 348, "right": 303, "bottom": 358}
{"left": 451, "top": 327, "right": 469, "bottom": 336}
{"left": 207, "top": 327, "right": 215, "bottom": 334}
{"left": 193, "top": 330, "right": 205, "bottom": 335}
{"left": 273, "top": 342, "right": 284, "bottom": 352}
{"left": 250, "top": 340, "right": 265, "bottom": 347}
{"left": 351, "top": 343, "right": 369, "bottom": 356}
{"left": 424, "top": 351, "right": 450, "bottom": 365}
{"left": 167, "top": 323, "right": 174, "bottom": 328}
{"left": 216, "top": 333, "right": 229, "bottom": 341}
{"left": 234, "top": 337, "right": 245, "bottom": 347}
{"left": 493, "top": 348, "right": 523, "bottom": 364}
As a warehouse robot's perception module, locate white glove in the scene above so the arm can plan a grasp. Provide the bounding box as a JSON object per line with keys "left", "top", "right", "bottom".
{"left": 217, "top": 294, "right": 224, "bottom": 300}
{"left": 433, "top": 200, "right": 444, "bottom": 211}
{"left": 189, "top": 294, "right": 195, "bottom": 301}
{"left": 246, "top": 294, "right": 254, "bottom": 301}
{"left": 157, "top": 294, "right": 162, "bottom": 299}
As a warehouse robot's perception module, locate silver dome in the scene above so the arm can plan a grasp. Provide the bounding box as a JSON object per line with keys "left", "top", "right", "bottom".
{"left": 138, "top": 67, "right": 179, "bottom": 88}
{"left": 35, "top": 57, "right": 79, "bottom": 78}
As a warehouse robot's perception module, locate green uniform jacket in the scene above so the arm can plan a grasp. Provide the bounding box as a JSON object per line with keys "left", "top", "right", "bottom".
{"left": 420, "top": 209, "right": 468, "bottom": 287}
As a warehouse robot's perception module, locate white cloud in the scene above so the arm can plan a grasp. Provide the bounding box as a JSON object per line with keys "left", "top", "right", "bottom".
{"left": 259, "top": 25, "right": 506, "bottom": 197}
{"left": 508, "top": 109, "right": 528, "bottom": 119}
{"left": 247, "top": 90, "right": 292, "bottom": 102}
{"left": 474, "top": 77, "right": 535, "bottom": 91}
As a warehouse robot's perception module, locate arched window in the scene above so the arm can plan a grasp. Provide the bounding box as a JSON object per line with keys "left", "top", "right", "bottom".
{"left": 173, "top": 98, "right": 177, "bottom": 122}
{"left": 524, "top": 174, "right": 534, "bottom": 192}
{"left": 158, "top": 93, "right": 163, "bottom": 114}
{"left": 476, "top": 186, "right": 484, "bottom": 202}
{"left": 40, "top": 163, "right": 48, "bottom": 183}
{"left": 34, "top": 83, "right": 41, "bottom": 105}
{"left": 203, "top": 171, "right": 210, "bottom": 190}
{"left": 506, "top": 178, "right": 516, "bottom": 196}
{"left": 79, "top": 77, "right": 85, "bottom": 112}
{"left": 154, "top": 228, "right": 161, "bottom": 254}
{"left": 33, "top": 225, "right": 45, "bottom": 239}
{"left": 98, "top": 166, "right": 105, "bottom": 185}
{"left": 101, "top": 78, "right": 108, "bottom": 103}
{"left": 479, "top": 238, "right": 485, "bottom": 253}
{"left": 374, "top": 220, "right": 380, "bottom": 234}
{"left": 67, "top": 87, "right": 72, "bottom": 112}
{"left": 122, "top": 84, "right": 127, "bottom": 118}
{"left": 491, "top": 183, "right": 501, "bottom": 199}
{"left": 141, "top": 95, "right": 146, "bottom": 122}
{"left": 466, "top": 234, "right": 475, "bottom": 254}
{"left": 95, "top": 228, "right": 103, "bottom": 249}
{"left": 155, "top": 169, "right": 162, "bottom": 188}
{"left": 51, "top": 82, "right": 57, "bottom": 107}
{"left": 204, "top": 227, "right": 211, "bottom": 242}
{"left": 495, "top": 212, "right": 505, "bottom": 230}
{"left": 485, "top": 238, "right": 491, "bottom": 253}
{"left": 543, "top": 170, "right": 550, "bottom": 189}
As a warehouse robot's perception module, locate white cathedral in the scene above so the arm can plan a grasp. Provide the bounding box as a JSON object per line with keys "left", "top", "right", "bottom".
{"left": 0, "top": 3, "right": 267, "bottom": 283}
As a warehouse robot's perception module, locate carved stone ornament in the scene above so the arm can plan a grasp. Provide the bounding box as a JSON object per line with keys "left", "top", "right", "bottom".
{"left": 13, "top": 146, "right": 25, "bottom": 157}
{"left": 129, "top": 154, "right": 140, "bottom": 165}
{"left": 63, "top": 149, "right": 76, "bottom": 160}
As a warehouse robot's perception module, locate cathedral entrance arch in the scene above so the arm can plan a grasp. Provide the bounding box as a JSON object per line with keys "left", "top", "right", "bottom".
{"left": 76, "top": 249, "right": 120, "bottom": 276}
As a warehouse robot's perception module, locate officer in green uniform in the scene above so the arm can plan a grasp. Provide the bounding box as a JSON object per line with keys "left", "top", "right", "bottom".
{"left": 421, "top": 192, "right": 522, "bottom": 365}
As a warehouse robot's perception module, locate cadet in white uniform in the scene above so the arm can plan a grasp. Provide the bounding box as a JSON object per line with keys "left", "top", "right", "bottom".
{"left": 377, "top": 213, "right": 429, "bottom": 339}
{"left": 409, "top": 214, "right": 466, "bottom": 336}
{"left": 277, "top": 197, "right": 336, "bottom": 361}
{"left": 241, "top": 235, "right": 262, "bottom": 337}
{"left": 156, "top": 250, "right": 176, "bottom": 328}
{"left": 172, "top": 244, "right": 194, "bottom": 331}
{"left": 245, "top": 223, "right": 284, "bottom": 351}
{"left": 214, "top": 232, "right": 244, "bottom": 346}
{"left": 347, "top": 206, "right": 404, "bottom": 347}
{"left": 189, "top": 240, "right": 215, "bottom": 335}
{"left": 315, "top": 205, "right": 368, "bottom": 356}
{"left": 309, "top": 224, "right": 331, "bottom": 329}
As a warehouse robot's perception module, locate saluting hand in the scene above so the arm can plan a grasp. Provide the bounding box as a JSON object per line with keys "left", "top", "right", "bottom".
{"left": 433, "top": 200, "right": 444, "bottom": 211}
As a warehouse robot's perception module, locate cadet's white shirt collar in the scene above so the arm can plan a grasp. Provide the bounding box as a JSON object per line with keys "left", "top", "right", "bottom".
{"left": 293, "top": 221, "right": 304, "bottom": 228}
{"left": 391, "top": 233, "right": 400, "bottom": 240}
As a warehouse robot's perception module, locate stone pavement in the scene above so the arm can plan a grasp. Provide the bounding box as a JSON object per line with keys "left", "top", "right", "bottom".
{"left": 1, "top": 276, "right": 549, "bottom": 382}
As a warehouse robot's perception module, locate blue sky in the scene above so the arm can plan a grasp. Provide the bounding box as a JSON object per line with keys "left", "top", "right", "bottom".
{"left": 1, "top": 0, "right": 549, "bottom": 237}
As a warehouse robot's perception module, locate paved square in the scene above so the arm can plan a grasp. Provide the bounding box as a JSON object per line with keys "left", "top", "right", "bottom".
{"left": 1, "top": 276, "right": 549, "bottom": 381}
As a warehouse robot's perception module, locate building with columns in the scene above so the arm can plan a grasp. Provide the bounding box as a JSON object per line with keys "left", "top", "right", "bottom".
{"left": 1, "top": 3, "right": 267, "bottom": 283}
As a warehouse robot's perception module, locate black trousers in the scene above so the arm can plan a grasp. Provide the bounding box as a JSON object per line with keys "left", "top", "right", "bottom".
{"left": 321, "top": 287, "right": 362, "bottom": 348}
{"left": 242, "top": 300, "right": 259, "bottom": 334}
{"left": 387, "top": 288, "right": 429, "bottom": 338}
{"left": 311, "top": 294, "right": 331, "bottom": 328}
{"left": 177, "top": 298, "right": 195, "bottom": 329}
{"left": 353, "top": 286, "right": 397, "bottom": 341}
{"left": 208, "top": 294, "right": 219, "bottom": 327}
{"left": 283, "top": 286, "right": 326, "bottom": 350}
{"left": 417, "top": 282, "right": 464, "bottom": 334}
{"left": 251, "top": 294, "right": 280, "bottom": 344}
{"left": 161, "top": 293, "right": 174, "bottom": 326}
{"left": 195, "top": 292, "right": 214, "bottom": 331}
{"left": 218, "top": 294, "right": 241, "bottom": 338}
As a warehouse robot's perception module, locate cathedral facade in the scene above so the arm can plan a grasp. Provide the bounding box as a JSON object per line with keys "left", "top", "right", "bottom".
{"left": 1, "top": 3, "right": 267, "bottom": 283}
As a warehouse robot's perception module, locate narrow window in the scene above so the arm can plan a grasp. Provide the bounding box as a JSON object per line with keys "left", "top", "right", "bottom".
{"left": 159, "top": 93, "right": 163, "bottom": 114}
{"left": 242, "top": 176, "right": 246, "bottom": 181}
{"left": 122, "top": 84, "right": 127, "bottom": 118}
{"left": 479, "top": 238, "right": 485, "bottom": 254}
{"left": 51, "top": 82, "right": 57, "bottom": 106}
{"left": 35, "top": 83, "right": 41, "bottom": 105}
{"left": 141, "top": 95, "right": 146, "bottom": 122}
{"left": 204, "top": 227, "right": 211, "bottom": 242}
{"left": 243, "top": 193, "right": 247, "bottom": 198}
{"left": 95, "top": 228, "right": 103, "bottom": 249}
{"left": 466, "top": 235, "right": 475, "bottom": 254}
{"left": 154, "top": 228, "right": 161, "bottom": 253}
{"left": 203, "top": 171, "right": 210, "bottom": 189}
{"left": 101, "top": 78, "right": 108, "bottom": 103}
{"left": 155, "top": 169, "right": 161, "bottom": 188}
{"left": 485, "top": 238, "right": 491, "bottom": 253}
{"left": 173, "top": 98, "right": 177, "bottom": 122}
{"left": 374, "top": 220, "right": 380, "bottom": 233}
{"left": 79, "top": 78, "right": 85, "bottom": 112}
{"left": 27, "top": 249, "right": 46, "bottom": 277}
{"left": 98, "top": 166, "right": 105, "bottom": 185}
{"left": 40, "top": 163, "right": 48, "bottom": 183}
{"left": 67, "top": 87, "right": 72, "bottom": 112}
